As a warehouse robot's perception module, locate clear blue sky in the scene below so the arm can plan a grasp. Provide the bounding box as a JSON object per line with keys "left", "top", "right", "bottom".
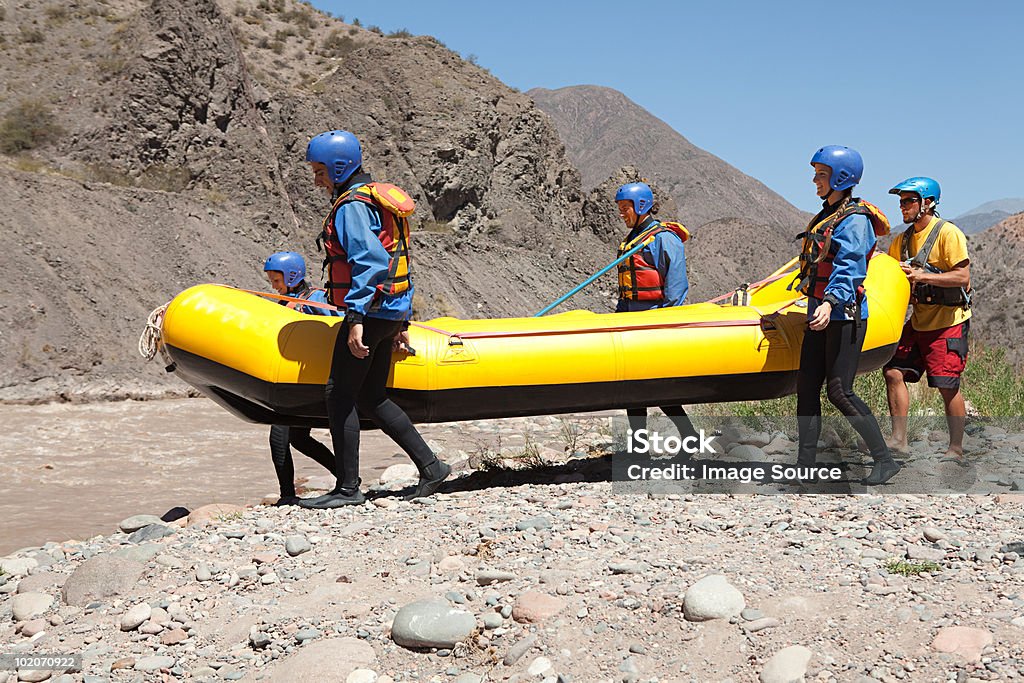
{"left": 310, "top": 0, "right": 1022, "bottom": 223}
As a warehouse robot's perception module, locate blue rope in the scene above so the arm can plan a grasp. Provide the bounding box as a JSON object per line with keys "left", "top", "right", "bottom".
{"left": 534, "top": 240, "right": 649, "bottom": 317}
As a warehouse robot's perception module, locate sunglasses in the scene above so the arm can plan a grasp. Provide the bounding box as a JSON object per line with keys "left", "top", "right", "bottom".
{"left": 899, "top": 197, "right": 920, "bottom": 207}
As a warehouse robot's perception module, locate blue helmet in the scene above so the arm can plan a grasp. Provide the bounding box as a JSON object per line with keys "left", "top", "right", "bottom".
{"left": 615, "top": 182, "right": 654, "bottom": 216}
{"left": 810, "top": 145, "right": 863, "bottom": 191}
{"left": 264, "top": 251, "right": 306, "bottom": 289}
{"left": 306, "top": 130, "right": 362, "bottom": 185}
{"left": 889, "top": 176, "right": 940, "bottom": 205}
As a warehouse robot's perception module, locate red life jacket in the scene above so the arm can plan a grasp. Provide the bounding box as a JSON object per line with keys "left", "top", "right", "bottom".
{"left": 318, "top": 182, "right": 414, "bottom": 309}
{"left": 617, "top": 221, "right": 690, "bottom": 301}
{"left": 793, "top": 199, "right": 889, "bottom": 300}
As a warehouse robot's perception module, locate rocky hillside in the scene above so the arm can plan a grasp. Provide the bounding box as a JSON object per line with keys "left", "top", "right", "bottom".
{"left": 969, "top": 212, "right": 1024, "bottom": 364}
{"left": 0, "top": 0, "right": 629, "bottom": 400}
{"left": 529, "top": 85, "right": 810, "bottom": 231}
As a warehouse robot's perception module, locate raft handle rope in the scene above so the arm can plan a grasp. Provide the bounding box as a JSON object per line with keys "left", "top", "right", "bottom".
{"left": 706, "top": 256, "right": 799, "bottom": 305}
{"left": 228, "top": 286, "right": 343, "bottom": 313}
{"left": 139, "top": 304, "right": 169, "bottom": 362}
{"left": 220, "top": 285, "right": 801, "bottom": 347}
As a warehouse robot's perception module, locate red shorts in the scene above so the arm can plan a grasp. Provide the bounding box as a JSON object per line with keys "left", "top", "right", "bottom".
{"left": 884, "top": 320, "right": 969, "bottom": 389}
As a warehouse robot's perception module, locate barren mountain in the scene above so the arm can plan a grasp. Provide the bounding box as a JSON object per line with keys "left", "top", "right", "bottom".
{"left": 0, "top": 0, "right": 627, "bottom": 400}
{"left": 528, "top": 85, "right": 810, "bottom": 231}
{"left": 529, "top": 85, "right": 808, "bottom": 304}
{"left": 956, "top": 198, "right": 1024, "bottom": 234}
{"left": 956, "top": 210, "right": 1013, "bottom": 235}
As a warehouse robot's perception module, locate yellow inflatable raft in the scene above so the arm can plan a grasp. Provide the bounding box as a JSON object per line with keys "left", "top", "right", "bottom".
{"left": 159, "top": 256, "right": 909, "bottom": 427}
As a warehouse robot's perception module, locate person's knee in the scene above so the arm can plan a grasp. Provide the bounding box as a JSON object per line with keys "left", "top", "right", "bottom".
{"left": 289, "top": 432, "right": 312, "bottom": 448}
{"left": 883, "top": 367, "right": 904, "bottom": 386}
{"left": 825, "top": 378, "right": 858, "bottom": 413}
{"left": 937, "top": 387, "right": 962, "bottom": 404}
{"left": 796, "top": 395, "right": 820, "bottom": 415}
{"left": 355, "top": 396, "right": 386, "bottom": 417}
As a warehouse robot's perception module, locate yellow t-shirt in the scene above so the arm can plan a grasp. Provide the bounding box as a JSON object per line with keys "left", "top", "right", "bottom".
{"left": 887, "top": 216, "right": 971, "bottom": 331}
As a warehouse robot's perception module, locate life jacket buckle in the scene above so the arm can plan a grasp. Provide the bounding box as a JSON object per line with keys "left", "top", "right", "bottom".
{"left": 730, "top": 284, "right": 750, "bottom": 307}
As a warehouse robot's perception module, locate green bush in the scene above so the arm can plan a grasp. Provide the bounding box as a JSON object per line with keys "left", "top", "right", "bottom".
{"left": 962, "top": 344, "right": 1024, "bottom": 420}
{"left": 20, "top": 27, "right": 45, "bottom": 43}
{"left": 85, "top": 163, "right": 133, "bottom": 187}
{"left": 282, "top": 8, "right": 318, "bottom": 29}
{"left": 138, "top": 163, "right": 192, "bottom": 192}
{"left": 96, "top": 55, "right": 127, "bottom": 81}
{"left": 696, "top": 339, "right": 1022, "bottom": 423}
{"left": 0, "top": 100, "right": 62, "bottom": 153}
{"left": 321, "top": 30, "right": 355, "bottom": 57}
{"left": 885, "top": 559, "right": 941, "bottom": 576}
{"left": 44, "top": 5, "right": 70, "bottom": 23}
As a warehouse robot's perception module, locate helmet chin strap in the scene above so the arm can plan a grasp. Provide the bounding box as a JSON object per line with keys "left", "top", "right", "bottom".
{"left": 912, "top": 198, "right": 934, "bottom": 223}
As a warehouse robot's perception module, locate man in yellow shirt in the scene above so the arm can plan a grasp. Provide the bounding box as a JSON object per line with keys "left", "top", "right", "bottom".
{"left": 882, "top": 177, "right": 972, "bottom": 463}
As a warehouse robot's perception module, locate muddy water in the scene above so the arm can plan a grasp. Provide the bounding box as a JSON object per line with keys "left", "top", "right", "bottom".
{"left": 0, "top": 398, "right": 468, "bottom": 555}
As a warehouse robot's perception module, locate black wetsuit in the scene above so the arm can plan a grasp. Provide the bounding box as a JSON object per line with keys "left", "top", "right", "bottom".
{"left": 326, "top": 317, "right": 436, "bottom": 491}
{"left": 267, "top": 284, "right": 338, "bottom": 498}
{"left": 269, "top": 425, "right": 335, "bottom": 498}
{"left": 796, "top": 199, "right": 890, "bottom": 466}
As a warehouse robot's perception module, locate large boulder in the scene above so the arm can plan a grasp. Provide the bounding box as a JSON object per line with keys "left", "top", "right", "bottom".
{"left": 391, "top": 600, "right": 475, "bottom": 649}
{"left": 61, "top": 555, "right": 144, "bottom": 607}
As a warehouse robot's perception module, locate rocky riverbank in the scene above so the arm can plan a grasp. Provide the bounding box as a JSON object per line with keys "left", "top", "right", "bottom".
{"left": 3, "top": 417, "right": 1024, "bottom": 683}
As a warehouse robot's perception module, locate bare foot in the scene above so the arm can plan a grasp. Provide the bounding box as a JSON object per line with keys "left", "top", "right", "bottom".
{"left": 885, "top": 437, "right": 909, "bottom": 454}
{"left": 939, "top": 448, "right": 968, "bottom": 467}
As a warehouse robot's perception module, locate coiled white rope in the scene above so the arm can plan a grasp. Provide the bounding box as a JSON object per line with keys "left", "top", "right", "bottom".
{"left": 138, "top": 304, "right": 168, "bottom": 361}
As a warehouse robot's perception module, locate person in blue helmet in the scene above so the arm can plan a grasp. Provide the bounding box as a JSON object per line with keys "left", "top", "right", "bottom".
{"left": 298, "top": 130, "right": 450, "bottom": 509}
{"left": 792, "top": 146, "right": 900, "bottom": 486}
{"left": 614, "top": 182, "right": 700, "bottom": 447}
{"left": 882, "top": 177, "right": 972, "bottom": 463}
{"left": 263, "top": 251, "right": 341, "bottom": 505}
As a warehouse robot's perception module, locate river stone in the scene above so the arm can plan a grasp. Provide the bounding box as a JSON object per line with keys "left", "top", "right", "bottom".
{"left": 186, "top": 504, "right": 245, "bottom": 527}
{"left": 111, "top": 543, "right": 162, "bottom": 563}
{"left": 260, "top": 637, "right": 375, "bottom": 682}
{"left": 127, "top": 524, "right": 176, "bottom": 544}
{"left": 0, "top": 557, "right": 38, "bottom": 577}
{"left": 760, "top": 645, "right": 813, "bottom": 683}
{"left": 118, "top": 515, "right": 165, "bottom": 534}
{"left": 285, "top": 536, "right": 311, "bottom": 557}
{"left": 391, "top": 600, "right": 475, "bottom": 648}
{"left": 931, "top": 626, "right": 993, "bottom": 663}
{"left": 683, "top": 574, "right": 746, "bottom": 621}
{"left": 120, "top": 603, "right": 152, "bottom": 631}
{"left": 135, "top": 655, "right": 176, "bottom": 672}
{"left": 16, "top": 571, "right": 62, "bottom": 594}
{"left": 379, "top": 464, "right": 418, "bottom": 486}
{"left": 12, "top": 592, "right": 53, "bottom": 621}
{"left": 62, "top": 555, "right": 144, "bottom": 607}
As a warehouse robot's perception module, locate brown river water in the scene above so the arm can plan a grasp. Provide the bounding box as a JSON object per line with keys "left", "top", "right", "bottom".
{"left": 0, "top": 397, "right": 470, "bottom": 555}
